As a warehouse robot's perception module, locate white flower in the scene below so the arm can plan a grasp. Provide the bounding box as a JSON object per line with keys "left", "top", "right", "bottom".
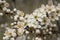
{"left": 0, "top": 13, "right": 3, "bottom": 16}
{"left": 39, "top": 4, "right": 46, "bottom": 13}
{"left": 25, "top": 14, "right": 29, "bottom": 19}
{"left": 27, "top": 22, "right": 38, "bottom": 28}
{"left": 46, "top": 5, "right": 56, "bottom": 13}
{"left": 12, "top": 33, "right": 16, "bottom": 37}
{"left": 28, "top": 14, "right": 34, "bottom": 19}
{"left": 11, "top": 22, "right": 16, "bottom": 26}
{"left": 40, "top": 17, "right": 50, "bottom": 25}
{"left": 37, "top": 25, "right": 41, "bottom": 28}
{"left": 48, "top": 31, "right": 52, "bottom": 34}
{"left": 10, "top": 38, "right": 15, "bottom": 40}
{"left": 32, "top": 7, "right": 46, "bottom": 22}
{"left": 2, "top": 0, "right": 6, "bottom": 3}
{"left": 56, "top": 3, "right": 60, "bottom": 16}
{"left": 4, "top": 28, "right": 16, "bottom": 37}
{"left": 14, "top": 21, "right": 24, "bottom": 28}
{"left": 3, "top": 7, "right": 7, "bottom": 11}
{"left": 26, "top": 18, "right": 38, "bottom": 28}
{"left": 6, "top": 9, "right": 11, "bottom": 13}
{"left": 17, "top": 28, "right": 24, "bottom": 36}
{"left": 16, "top": 10, "right": 24, "bottom": 16}
{"left": 14, "top": 15, "right": 18, "bottom": 21}
{"left": 27, "top": 18, "right": 36, "bottom": 23}
{"left": 11, "top": 23, "right": 14, "bottom": 26}
{"left": 49, "top": 23, "right": 56, "bottom": 27}
{"left": 56, "top": 3, "right": 60, "bottom": 10}
{"left": 14, "top": 10, "right": 24, "bottom": 21}
{"left": 35, "top": 37, "right": 42, "bottom": 40}
{"left": 0, "top": 0, "right": 6, "bottom": 4}
{"left": 13, "top": 8, "right": 17, "bottom": 11}
{"left": 32, "top": 12, "right": 43, "bottom": 21}
{"left": 4, "top": 3, "right": 9, "bottom": 7}
{"left": 49, "top": 12, "right": 59, "bottom": 21}
{"left": 19, "top": 16, "right": 24, "bottom": 20}
{"left": 32, "top": 8, "right": 43, "bottom": 17}
{"left": 3, "top": 36, "right": 9, "bottom": 40}
{"left": 36, "top": 29, "right": 40, "bottom": 33}
{"left": 25, "top": 30, "right": 29, "bottom": 34}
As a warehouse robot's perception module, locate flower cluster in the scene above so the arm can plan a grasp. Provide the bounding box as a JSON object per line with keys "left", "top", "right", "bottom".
{"left": 1, "top": 0, "right": 60, "bottom": 40}
{"left": 0, "top": 0, "right": 9, "bottom": 15}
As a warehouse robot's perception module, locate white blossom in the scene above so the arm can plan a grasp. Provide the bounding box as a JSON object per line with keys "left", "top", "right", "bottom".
{"left": 10, "top": 38, "right": 15, "bottom": 40}
{"left": 0, "top": 13, "right": 3, "bottom": 16}
{"left": 13, "top": 8, "right": 17, "bottom": 11}
{"left": 4, "top": 28, "right": 16, "bottom": 38}
{"left": 35, "top": 37, "right": 42, "bottom": 40}
{"left": 36, "top": 29, "right": 40, "bottom": 33}
{"left": 17, "top": 28, "right": 24, "bottom": 36}
{"left": 3, "top": 36, "right": 9, "bottom": 40}
{"left": 46, "top": 5, "right": 56, "bottom": 13}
